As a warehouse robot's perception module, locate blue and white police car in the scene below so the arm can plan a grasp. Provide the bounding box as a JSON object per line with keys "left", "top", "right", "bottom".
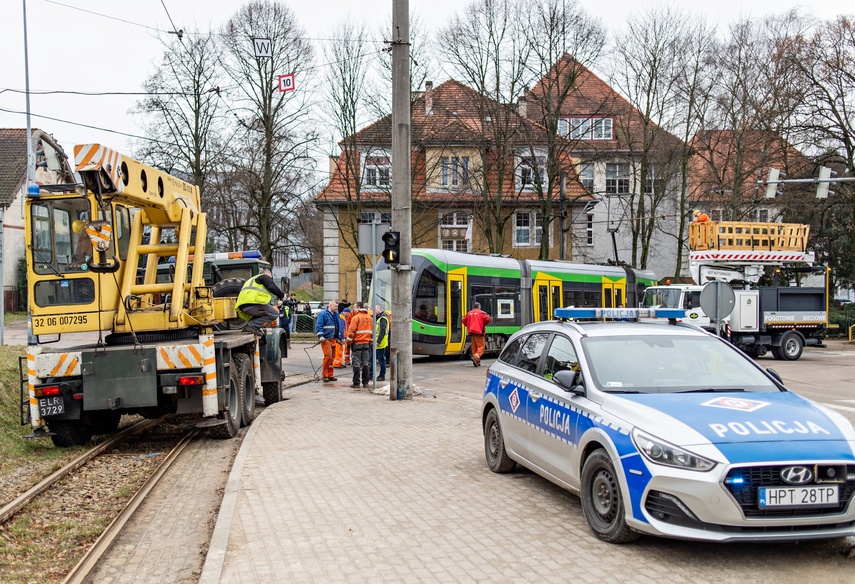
{"left": 482, "top": 307, "right": 855, "bottom": 543}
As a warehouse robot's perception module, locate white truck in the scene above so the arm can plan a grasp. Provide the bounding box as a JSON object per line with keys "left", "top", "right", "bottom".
{"left": 641, "top": 220, "right": 829, "bottom": 361}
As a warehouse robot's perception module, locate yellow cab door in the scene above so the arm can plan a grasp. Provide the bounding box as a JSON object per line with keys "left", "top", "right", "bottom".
{"left": 533, "top": 275, "right": 563, "bottom": 322}
{"left": 446, "top": 269, "right": 466, "bottom": 354}
{"left": 602, "top": 277, "right": 627, "bottom": 308}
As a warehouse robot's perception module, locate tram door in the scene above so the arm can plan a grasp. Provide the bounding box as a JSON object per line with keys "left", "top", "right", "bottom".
{"left": 534, "top": 278, "right": 562, "bottom": 321}
{"left": 602, "top": 279, "right": 626, "bottom": 308}
{"left": 447, "top": 271, "right": 465, "bottom": 354}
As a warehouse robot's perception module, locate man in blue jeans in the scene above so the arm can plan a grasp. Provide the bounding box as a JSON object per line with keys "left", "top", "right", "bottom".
{"left": 373, "top": 305, "right": 389, "bottom": 381}
{"left": 286, "top": 293, "right": 299, "bottom": 333}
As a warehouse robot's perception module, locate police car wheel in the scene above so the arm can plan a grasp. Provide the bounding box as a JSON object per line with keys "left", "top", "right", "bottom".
{"left": 580, "top": 449, "right": 638, "bottom": 543}
{"left": 484, "top": 408, "right": 516, "bottom": 473}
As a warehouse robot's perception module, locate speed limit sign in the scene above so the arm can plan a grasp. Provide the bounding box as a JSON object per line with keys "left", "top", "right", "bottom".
{"left": 278, "top": 74, "right": 295, "bottom": 92}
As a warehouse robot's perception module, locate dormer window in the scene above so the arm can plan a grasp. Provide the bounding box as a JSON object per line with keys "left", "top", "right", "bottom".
{"left": 559, "top": 117, "right": 613, "bottom": 140}
{"left": 363, "top": 155, "right": 391, "bottom": 189}
{"left": 441, "top": 156, "right": 470, "bottom": 189}
{"left": 516, "top": 154, "right": 547, "bottom": 191}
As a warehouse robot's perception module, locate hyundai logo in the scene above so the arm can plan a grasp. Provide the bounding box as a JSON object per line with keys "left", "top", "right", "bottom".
{"left": 781, "top": 466, "right": 813, "bottom": 485}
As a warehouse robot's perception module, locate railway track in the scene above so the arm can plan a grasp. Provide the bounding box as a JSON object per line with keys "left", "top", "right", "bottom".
{"left": 0, "top": 416, "right": 203, "bottom": 583}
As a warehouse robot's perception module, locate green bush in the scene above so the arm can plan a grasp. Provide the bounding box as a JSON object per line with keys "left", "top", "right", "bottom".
{"left": 16, "top": 257, "right": 27, "bottom": 311}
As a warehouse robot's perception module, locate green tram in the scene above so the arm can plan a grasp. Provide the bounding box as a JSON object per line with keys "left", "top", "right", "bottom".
{"left": 370, "top": 249, "right": 658, "bottom": 357}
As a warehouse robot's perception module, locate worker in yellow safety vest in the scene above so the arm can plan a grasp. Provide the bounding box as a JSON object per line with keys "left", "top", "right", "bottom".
{"left": 236, "top": 268, "right": 285, "bottom": 339}
{"left": 373, "top": 305, "right": 389, "bottom": 381}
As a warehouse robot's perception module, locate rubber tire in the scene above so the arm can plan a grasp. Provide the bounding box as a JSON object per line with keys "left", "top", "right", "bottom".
{"left": 211, "top": 278, "right": 247, "bottom": 331}
{"left": 89, "top": 411, "right": 121, "bottom": 435}
{"left": 580, "top": 449, "right": 639, "bottom": 543}
{"left": 779, "top": 331, "right": 804, "bottom": 361}
{"left": 771, "top": 346, "right": 784, "bottom": 360}
{"left": 263, "top": 380, "right": 282, "bottom": 406}
{"left": 49, "top": 420, "right": 94, "bottom": 447}
{"left": 210, "top": 356, "right": 242, "bottom": 439}
{"left": 234, "top": 353, "right": 255, "bottom": 427}
{"left": 484, "top": 408, "right": 516, "bottom": 473}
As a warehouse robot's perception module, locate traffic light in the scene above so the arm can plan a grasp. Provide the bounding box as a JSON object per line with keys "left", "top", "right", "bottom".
{"left": 816, "top": 166, "right": 836, "bottom": 199}
{"left": 382, "top": 231, "right": 400, "bottom": 265}
{"left": 764, "top": 168, "right": 784, "bottom": 198}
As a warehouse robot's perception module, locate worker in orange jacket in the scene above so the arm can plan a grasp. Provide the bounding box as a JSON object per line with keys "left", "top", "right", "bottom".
{"left": 462, "top": 302, "right": 491, "bottom": 367}
{"left": 346, "top": 302, "right": 374, "bottom": 388}
{"left": 333, "top": 307, "right": 350, "bottom": 368}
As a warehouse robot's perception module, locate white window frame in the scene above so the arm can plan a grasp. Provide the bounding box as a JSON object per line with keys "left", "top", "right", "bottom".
{"left": 516, "top": 151, "right": 547, "bottom": 191}
{"left": 441, "top": 156, "right": 470, "bottom": 189}
{"left": 643, "top": 165, "right": 656, "bottom": 195}
{"left": 363, "top": 153, "right": 391, "bottom": 190}
{"left": 361, "top": 210, "right": 391, "bottom": 224}
{"left": 586, "top": 213, "right": 594, "bottom": 246}
{"left": 605, "top": 163, "right": 630, "bottom": 194}
{"left": 513, "top": 210, "right": 552, "bottom": 248}
{"left": 439, "top": 211, "right": 469, "bottom": 227}
{"left": 565, "top": 117, "right": 613, "bottom": 140}
{"left": 757, "top": 208, "right": 769, "bottom": 222}
{"left": 440, "top": 239, "right": 468, "bottom": 252}
{"left": 579, "top": 163, "right": 594, "bottom": 192}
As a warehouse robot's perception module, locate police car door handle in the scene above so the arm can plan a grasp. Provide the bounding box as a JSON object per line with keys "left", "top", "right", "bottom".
{"left": 530, "top": 391, "right": 542, "bottom": 401}
{"left": 499, "top": 379, "right": 509, "bottom": 388}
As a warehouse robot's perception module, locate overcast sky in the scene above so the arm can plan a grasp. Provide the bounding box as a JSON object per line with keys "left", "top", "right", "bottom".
{"left": 0, "top": 0, "right": 849, "bottom": 177}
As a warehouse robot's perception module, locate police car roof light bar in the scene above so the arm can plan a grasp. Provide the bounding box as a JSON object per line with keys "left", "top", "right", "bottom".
{"left": 554, "top": 307, "right": 687, "bottom": 321}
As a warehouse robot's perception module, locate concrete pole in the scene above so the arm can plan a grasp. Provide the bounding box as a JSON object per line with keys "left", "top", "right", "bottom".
{"left": 390, "top": 0, "right": 412, "bottom": 400}
{"left": 23, "top": 0, "right": 37, "bottom": 345}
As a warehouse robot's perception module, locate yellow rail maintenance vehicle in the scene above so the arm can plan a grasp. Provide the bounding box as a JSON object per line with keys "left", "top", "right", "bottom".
{"left": 20, "top": 144, "right": 285, "bottom": 447}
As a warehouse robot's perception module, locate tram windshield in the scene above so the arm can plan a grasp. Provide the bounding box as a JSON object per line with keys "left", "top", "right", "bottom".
{"left": 369, "top": 268, "right": 392, "bottom": 312}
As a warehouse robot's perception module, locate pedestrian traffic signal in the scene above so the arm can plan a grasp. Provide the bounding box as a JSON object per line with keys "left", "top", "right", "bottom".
{"left": 382, "top": 231, "right": 400, "bottom": 265}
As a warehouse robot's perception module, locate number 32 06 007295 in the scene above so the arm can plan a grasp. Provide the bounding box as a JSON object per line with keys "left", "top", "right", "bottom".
{"left": 33, "top": 315, "right": 88, "bottom": 327}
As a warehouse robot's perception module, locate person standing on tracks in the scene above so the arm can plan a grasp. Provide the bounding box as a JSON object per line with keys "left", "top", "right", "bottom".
{"left": 462, "top": 302, "right": 491, "bottom": 367}
{"left": 315, "top": 300, "right": 343, "bottom": 382}
{"left": 346, "top": 302, "right": 374, "bottom": 388}
{"left": 373, "top": 305, "right": 389, "bottom": 382}
{"left": 236, "top": 268, "right": 284, "bottom": 340}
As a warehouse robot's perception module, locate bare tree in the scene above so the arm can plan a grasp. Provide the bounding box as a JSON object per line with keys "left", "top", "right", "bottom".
{"left": 320, "top": 21, "right": 375, "bottom": 300}
{"left": 520, "top": 0, "right": 606, "bottom": 260}
{"left": 134, "top": 30, "right": 226, "bottom": 203}
{"left": 437, "top": 0, "right": 531, "bottom": 254}
{"left": 611, "top": 5, "right": 689, "bottom": 270}
{"left": 219, "top": 0, "right": 316, "bottom": 263}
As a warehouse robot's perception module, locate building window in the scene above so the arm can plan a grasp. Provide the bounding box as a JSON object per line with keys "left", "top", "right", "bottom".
{"left": 439, "top": 211, "right": 469, "bottom": 227}
{"left": 361, "top": 211, "right": 391, "bottom": 224}
{"left": 757, "top": 209, "right": 769, "bottom": 222}
{"left": 514, "top": 211, "right": 551, "bottom": 248}
{"left": 517, "top": 155, "right": 547, "bottom": 190}
{"left": 605, "top": 163, "right": 630, "bottom": 194}
{"left": 586, "top": 213, "right": 594, "bottom": 246}
{"left": 363, "top": 156, "right": 391, "bottom": 189}
{"left": 441, "top": 156, "right": 469, "bottom": 189}
{"left": 643, "top": 165, "right": 655, "bottom": 195}
{"left": 711, "top": 208, "right": 726, "bottom": 222}
{"left": 579, "top": 163, "right": 594, "bottom": 191}
{"left": 564, "top": 117, "right": 613, "bottom": 140}
{"left": 440, "top": 239, "right": 468, "bottom": 252}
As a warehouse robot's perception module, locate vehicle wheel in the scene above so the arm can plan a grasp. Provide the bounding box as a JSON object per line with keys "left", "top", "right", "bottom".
{"left": 580, "top": 449, "right": 638, "bottom": 543}
{"left": 89, "top": 411, "right": 121, "bottom": 435}
{"left": 770, "top": 346, "right": 783, "bottom": 360}
{"left": 234, "top": 353, "right": 255, "bottom": 427}
{"left": 210, "top": 356, "right": 242, "bottom": 439}
{"left": 779, "top": 332, "right": 803, "bottom": 361}
{"left": 263, "top": 380, "right": 282, "bottom": 406}
{"left": 484, "top": 408, "right": 516, "bottom": 473}
{"left": 211, "top": 278, "right": 247, "bottom": 331}
{"left": 48, "top": 420, "right": 94, "bottom": 447}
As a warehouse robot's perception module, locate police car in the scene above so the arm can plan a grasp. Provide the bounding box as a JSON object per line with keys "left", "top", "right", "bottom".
{"left": 482, "top": 307, "right": 855, "bottom": 543}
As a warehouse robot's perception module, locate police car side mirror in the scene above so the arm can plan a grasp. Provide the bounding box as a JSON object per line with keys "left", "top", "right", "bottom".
{"left": 553, "top": 370, "right": 584, "bottom": 395}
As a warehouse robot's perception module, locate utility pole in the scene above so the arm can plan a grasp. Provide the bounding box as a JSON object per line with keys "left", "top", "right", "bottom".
{"left": 390, "top": 0, "right": 412, "bottom": 400}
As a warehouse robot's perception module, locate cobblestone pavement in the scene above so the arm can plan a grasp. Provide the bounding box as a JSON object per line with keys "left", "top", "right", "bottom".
{"left": 199, "top": 344, "right": 855, "bottom": 584}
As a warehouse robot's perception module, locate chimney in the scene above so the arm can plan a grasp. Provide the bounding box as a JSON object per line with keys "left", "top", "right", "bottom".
{"left": 516, "top": 95, "right": 527, "bottom": 117}
{"left": 425, "top": 81, "right": 433, "bottom": 116}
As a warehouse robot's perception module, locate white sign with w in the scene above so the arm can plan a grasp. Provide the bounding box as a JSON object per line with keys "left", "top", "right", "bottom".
{"left": 253, "top": 38, "right": 272, "bottom": 58}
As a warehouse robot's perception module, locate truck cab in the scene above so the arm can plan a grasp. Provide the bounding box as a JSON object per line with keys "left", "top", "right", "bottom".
{"left": 641, "top": 284, "right": 711, "bottom": 329}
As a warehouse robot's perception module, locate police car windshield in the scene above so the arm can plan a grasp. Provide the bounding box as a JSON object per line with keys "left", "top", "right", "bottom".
{"left": 580, "top": 335, "right": 780, "bottom": 394}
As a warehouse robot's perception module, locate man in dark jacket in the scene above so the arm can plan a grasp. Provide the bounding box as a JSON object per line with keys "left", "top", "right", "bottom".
{"left": 236, "top": 269, "right": 285, "bottom": 338}
{"left": 315, "top": 300, "right": 344, "bottom": 382}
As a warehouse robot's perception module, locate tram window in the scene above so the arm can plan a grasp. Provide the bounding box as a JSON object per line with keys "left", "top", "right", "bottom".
{"left": 584, "top": 291, "right": 601, "bottom": 307}
{"left": 414, "top": 269, "right": 445, "bottom": 324}
{"left": 471, "top": 285, "right": 493, "bottom": 318}
{"left": 564, "top": 289, "right": 582, "bottom": 307}
{"left": 495, "top": 286, "right": 519, "bottom": 324}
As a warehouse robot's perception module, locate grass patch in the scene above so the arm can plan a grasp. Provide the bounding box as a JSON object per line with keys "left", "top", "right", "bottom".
{"left": 3, "top": 312, "right": 29, "bottom": 326}
{"left": 0, "top": 345, "right": 81, "bottom": 480}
